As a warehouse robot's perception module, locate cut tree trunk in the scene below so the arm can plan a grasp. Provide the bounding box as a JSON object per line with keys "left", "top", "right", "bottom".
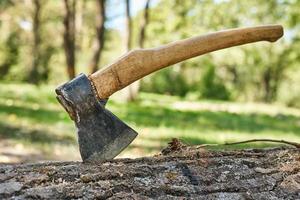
{"left": 0, "top": 146, "right": 299, "bottom": 199}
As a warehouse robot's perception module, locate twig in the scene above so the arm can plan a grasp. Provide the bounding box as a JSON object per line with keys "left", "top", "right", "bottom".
{"left": 224, "top": 139, "right": 300, "bottom": 148}
{"left": 196, "top": 139, "right": 300, "bottom": 149}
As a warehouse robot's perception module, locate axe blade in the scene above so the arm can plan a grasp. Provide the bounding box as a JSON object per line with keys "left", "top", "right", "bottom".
{"left": 55, "top": 73, "right": 138, "bottom": 162}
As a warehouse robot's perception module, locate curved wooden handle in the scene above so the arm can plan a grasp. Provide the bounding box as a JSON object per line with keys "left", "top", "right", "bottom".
{"left": 90, "top": 25, "right": 283, "bottom": 99}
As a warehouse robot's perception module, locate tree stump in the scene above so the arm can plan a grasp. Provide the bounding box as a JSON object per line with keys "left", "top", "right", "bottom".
{"left": 0, "top": 146, "right": 299, "bottom": 199}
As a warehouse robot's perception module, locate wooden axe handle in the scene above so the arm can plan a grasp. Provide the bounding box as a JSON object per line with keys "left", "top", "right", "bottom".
{"left": 90, "top": 25, "right": 283, "bottom": 99}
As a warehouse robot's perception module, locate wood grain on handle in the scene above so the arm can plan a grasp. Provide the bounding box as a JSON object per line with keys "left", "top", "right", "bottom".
{"left": 90, "top": 25, "right": 283, "bottom": 99}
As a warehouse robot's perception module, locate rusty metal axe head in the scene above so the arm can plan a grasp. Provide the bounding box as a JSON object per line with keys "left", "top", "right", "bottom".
{"left": 55, "top": 73, "right": 137, "bottom": 162}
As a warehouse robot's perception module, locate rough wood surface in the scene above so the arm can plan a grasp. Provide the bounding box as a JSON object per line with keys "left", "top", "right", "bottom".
{"left": 90, "top": 25, "right": 283, "bottom": 99}
{"left": 0, "top": 146, "right": 299, "bottom": 199}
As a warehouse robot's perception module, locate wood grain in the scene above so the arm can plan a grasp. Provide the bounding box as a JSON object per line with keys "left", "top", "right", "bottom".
{"left": 90, "top": 25, "right": 283, "bottom": 99}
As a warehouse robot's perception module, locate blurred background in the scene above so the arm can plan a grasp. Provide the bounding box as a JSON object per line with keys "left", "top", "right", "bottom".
{"left": 0, "top": 0, "right": 299, "bottom": 163}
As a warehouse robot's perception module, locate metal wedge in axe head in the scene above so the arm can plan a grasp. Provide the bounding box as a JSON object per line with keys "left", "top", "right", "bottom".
{"left": 56, "top": 25, "right": 283, "bottom": 162}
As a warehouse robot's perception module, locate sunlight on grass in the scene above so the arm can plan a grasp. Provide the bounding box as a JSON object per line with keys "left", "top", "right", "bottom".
{"left": 0, "top": 83, "right": 300, "bottom": 163}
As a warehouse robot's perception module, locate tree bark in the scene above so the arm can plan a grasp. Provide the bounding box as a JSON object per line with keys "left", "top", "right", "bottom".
{"left": 63, "top": 0, "right": 76, "bottom": 80}
{"left": 0, "top": 147, "right": 299, "bottom": 199}
{"left": 89, "top": 0, "right": 106, "bottom": 73}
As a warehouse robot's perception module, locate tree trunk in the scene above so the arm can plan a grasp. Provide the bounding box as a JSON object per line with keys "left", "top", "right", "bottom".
{"left": 262, "top": 67, "right": 272, "bottom": 102}
{"left": 125, "top": 0, "right": 132, "bottom": 52}
{"left": 27, "top": 0, "right": 41, "bottom": 84}
{"left": 76, "top": 0, "right": 86, "bottom": 52}
{"left": 63, "top": 0, "right": 76, "bottom": 80}
{"left": 123, "top": 0, "right": 135, "bottom": 101}
{"left": 0, "top": 147, "right": 299, "bottom": 199}
{"left": 125, "top": 0, "right": 151, "bottom": 102}
{"left": 138, "top": 0, "right": 150, "bottom": 49}
{"left": 89, "top": 0, "right": 106, "bottom": 74}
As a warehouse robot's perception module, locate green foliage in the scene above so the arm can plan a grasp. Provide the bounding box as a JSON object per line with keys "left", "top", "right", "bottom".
{"left": 141, "top": 67, "right": 190, "bottom": 97}
{"left": 0, "top": 31, "right": 20, "bottom": 78}
{"left": 0, "top": 0, "right": 299, "bottom": 105}
{"left": 138, "top": 0, "right": 300, "bottom": 105}
{"left": 37, "top": 45, "right": 57, "bottom": 82}
{"left": 0, "top": 0, "right": 13, "bottom": 9}
{"left": 199, "top": 65, "right": 230, "bottom": 100}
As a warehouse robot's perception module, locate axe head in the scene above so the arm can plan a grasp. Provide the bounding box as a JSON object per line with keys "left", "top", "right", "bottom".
{"left": 55, "top": 73, "right": 138, "bottom": 162}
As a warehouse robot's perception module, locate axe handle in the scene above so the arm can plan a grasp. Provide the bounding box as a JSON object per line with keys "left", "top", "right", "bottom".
{"left": 90, "top": 25, "right": 283, "bottom": 99}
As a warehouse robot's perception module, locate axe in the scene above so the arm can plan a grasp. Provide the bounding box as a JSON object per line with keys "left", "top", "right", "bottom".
{"left": 55, "top": 25, "right": 283, "bottom": 162}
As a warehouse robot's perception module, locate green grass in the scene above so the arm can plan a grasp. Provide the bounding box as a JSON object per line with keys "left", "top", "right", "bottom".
{"left": 0, "top": 82, "right": 300, "bottom": 163}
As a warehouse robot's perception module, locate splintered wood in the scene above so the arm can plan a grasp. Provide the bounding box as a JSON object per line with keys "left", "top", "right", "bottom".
{"left": 0, "top": 147, "right": 299, "bottom": 199}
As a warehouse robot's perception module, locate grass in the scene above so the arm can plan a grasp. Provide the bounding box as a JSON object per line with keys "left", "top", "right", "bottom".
{"left": 0, "top": 82, "right": 300, "bottom": 163}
